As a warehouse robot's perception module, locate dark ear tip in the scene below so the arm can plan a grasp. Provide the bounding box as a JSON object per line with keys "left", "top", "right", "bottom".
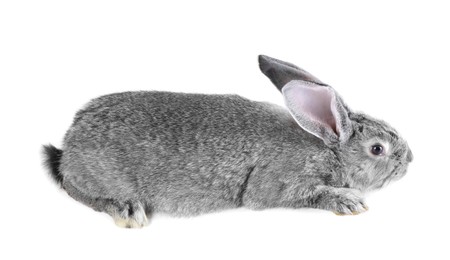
{"left": 258, "top": 55, "right": 272, "bottom": 73}
{"left": 258, "top": 54, "right": 269, "bottom": 62}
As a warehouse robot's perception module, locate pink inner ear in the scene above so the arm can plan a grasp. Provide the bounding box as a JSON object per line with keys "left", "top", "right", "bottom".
{"left": 286, "top": 84, "right": 337, "bottom": 133}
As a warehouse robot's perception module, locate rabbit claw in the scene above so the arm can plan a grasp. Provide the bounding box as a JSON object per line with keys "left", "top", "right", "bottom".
{"left": 114, "top": 215, "right": 148, "bottom": 228}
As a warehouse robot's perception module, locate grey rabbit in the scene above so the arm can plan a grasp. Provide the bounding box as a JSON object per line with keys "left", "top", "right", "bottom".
{"left": 43, "top": 55, "right": 413, "bottom": 228}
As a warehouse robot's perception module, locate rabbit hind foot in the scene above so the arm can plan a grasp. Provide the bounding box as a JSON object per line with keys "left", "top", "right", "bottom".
{"left": 111, "top": 201, "right": 149, "bottom": 228}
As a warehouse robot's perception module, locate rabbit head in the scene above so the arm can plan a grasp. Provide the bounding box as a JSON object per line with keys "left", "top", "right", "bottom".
{"left": 259, "top": 55, "right": 413, "bottom": 191}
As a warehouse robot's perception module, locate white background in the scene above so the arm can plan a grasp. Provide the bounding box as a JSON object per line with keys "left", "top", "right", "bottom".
{"left": 1, "top": 1, "right": 448, "bottom": 259}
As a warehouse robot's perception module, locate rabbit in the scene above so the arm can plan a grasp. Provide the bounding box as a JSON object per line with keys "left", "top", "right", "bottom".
{"left": 42, "top": 55, "right": 413, "bottom": 228}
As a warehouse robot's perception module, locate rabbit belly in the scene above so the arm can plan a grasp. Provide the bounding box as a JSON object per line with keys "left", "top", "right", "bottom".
{"left": 60, "top": 145, "right": 253, "bottom": 216}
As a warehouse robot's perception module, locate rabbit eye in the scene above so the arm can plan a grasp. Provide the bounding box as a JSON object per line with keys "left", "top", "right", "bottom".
{"left": 371, "top": 144, "right": 384, "bottom": 156}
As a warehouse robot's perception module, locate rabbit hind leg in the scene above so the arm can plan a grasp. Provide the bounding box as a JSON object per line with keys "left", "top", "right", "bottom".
{"left": 62, "top": 180, "right": 149, "bottom": 228}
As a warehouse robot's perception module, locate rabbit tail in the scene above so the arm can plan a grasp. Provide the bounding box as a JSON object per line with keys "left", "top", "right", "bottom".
{"left": 42, "top": 144, "right": 64, "bottom": 186}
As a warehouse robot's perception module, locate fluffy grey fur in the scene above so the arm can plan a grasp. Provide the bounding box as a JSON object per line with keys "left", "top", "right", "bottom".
{"left": 42, "top": 55, "right": 413, "bottom": 228}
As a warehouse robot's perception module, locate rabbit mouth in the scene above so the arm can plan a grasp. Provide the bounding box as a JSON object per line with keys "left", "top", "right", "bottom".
{"left": 378, "top": 175, "right": 393, "bottom": 189}
{"left": 393, "top": 161, "right": 409, "bottom": 178}
{"left": 370, "top": 163, "right": 404, "bottom": 190}
{"left": 379, "top": 163, "right": 408, "bottom": 188}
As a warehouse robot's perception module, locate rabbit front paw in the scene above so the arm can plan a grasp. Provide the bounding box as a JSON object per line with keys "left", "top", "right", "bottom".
{"left": 325, "top": 188, "right": 368, "bottom": 216}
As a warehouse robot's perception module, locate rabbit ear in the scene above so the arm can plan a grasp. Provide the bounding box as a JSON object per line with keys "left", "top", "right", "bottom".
{"left": 282, "top": 80, "right": 353, "bottom": 145}
{"left": 259, "top": 55, "right": 325, "bottom": 92}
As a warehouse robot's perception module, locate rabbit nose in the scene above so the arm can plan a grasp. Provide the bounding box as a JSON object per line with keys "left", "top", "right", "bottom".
{"left": 406, "top": 148, "right": 413, "bottom": 163}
